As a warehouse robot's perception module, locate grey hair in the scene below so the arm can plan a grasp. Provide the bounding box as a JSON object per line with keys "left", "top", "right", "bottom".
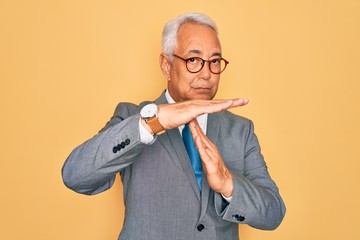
{"left": 162, "top": 13, "right": 218, "bottom": 58}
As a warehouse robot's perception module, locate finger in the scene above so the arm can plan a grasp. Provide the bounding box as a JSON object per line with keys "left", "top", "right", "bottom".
{"left": 189, "top": 120, "right": 207, "bottom": 150}
{"left": 203, "top": 100, "right": 233, "bottom": 113}
{"left": 189, "top": 120, "right": 212, "bottom": 149}
{"left": 188, "top": 119, "right": 200, "bottom": 137}
{"left": 189, "top": 121, "right": 218, "bottom": 162}
{"left": 210, "top": 98, "right": 249, "bottom": 107}
{"left": 230, "top": 98, "right": 249, "bottom": 107}
{"left": 188, "top": 121, "right": 210, "bottom": 155}
{"left": 189, "top": 120, "right": 203, "bottom": 138}
{"left": 203, "top": 98, "right": 249, "bottom": 114}
{"left": 193, "top": 134, "right": 213, "bottom": 167}
{"left": 190, "top": 121, "right": 219, "bottom": 162}
{"left": 193, "top": 134, "right": 206, "bottom": 154}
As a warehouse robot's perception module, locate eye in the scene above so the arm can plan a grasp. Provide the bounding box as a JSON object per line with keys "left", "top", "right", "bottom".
{"left": 211, "top": 59, "right": 221, "bottom": 64}
{"left": 188, "top": 58, "right": 196, "bottom": 63}
{"left": 187, "top": 57, "right": 201, "bottom": 65}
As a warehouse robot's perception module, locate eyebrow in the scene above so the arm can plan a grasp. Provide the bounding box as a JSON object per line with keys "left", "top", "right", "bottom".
{"left": 187, "top": 49, "right": 222, "bottom": 58}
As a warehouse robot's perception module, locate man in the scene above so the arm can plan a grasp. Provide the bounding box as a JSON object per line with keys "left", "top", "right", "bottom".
{"left": 62, "top": 13, "right": 285, "bottom": 239}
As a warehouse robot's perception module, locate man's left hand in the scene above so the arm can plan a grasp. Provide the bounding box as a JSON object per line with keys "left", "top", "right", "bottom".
{"left": 189, "top": 120, "right": 234, "bottom": 197}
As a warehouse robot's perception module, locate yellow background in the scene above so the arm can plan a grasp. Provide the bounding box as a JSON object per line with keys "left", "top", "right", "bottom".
{"left": 1, "top": 0, "right": 359, "bottom": 239}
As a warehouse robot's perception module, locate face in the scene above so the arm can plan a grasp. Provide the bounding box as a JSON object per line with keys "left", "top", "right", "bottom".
{"left": 160, "top": 23, "right": 222, "bottom": 102}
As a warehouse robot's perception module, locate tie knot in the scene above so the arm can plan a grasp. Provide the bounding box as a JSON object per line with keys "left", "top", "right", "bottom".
{"left": 183, "top": 122, "right": 190, "bottom": 132}
{"left": 182, "top": 123, "right": 192, "bottom": 141}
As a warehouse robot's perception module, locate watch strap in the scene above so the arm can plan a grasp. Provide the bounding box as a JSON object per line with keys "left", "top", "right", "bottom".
{"left": 146, "top": 116, "right": 165, "bottom": 135}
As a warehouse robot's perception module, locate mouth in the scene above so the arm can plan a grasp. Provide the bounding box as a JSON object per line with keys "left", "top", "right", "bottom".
{"left": 191, "top": 83, "right": 212, "bottom": 91}
{"left": 193, "top": 87, "right": 211, "bottom": 92}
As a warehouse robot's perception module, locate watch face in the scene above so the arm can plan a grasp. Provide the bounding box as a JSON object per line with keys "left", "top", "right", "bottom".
{"left": 140, "top": 103, "right": 158, "bottom": 118}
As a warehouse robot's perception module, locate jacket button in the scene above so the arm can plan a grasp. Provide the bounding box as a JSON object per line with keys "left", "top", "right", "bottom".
{"left": 112, "top": 146, "right": 118, "bottom": 153}
{"left": 197, "top": 224, "right": 205, "bottom": 232}
{"left": 233, "top": 214, "right": 245, "bottom": 222}
{"left": 125, "top": 138, "right": 130, "bottom": 145}
{"left": 120, "top": 142, "right": 126, "bottom": 148}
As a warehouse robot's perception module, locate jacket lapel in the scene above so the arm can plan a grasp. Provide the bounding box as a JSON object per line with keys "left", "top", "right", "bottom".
{"left": 153, "top": 92, "right": 201, "bottom": 201}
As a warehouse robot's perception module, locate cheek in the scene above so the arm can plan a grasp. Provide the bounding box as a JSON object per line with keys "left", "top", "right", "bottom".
{"left": 213, "top": 79, "right": 220, "bottom": 88}
{"left": 173, "top": 71, "right": 195, "bottom": 87}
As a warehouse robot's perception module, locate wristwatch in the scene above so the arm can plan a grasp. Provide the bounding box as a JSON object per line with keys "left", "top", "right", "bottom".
{"left": 140, "top": 103, "right": 165, "bottom": 136}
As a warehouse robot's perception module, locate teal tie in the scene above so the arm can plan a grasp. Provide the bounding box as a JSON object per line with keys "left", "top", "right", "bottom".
{"left": 182, "top": 123, "right": 202, "bottom": 191}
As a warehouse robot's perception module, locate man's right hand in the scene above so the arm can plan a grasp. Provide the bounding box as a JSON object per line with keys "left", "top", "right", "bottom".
{"left": 156, "top": 98, "right": 249, "bottom": 131}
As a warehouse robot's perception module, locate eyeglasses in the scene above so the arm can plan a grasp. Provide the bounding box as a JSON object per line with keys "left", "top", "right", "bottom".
{"left": 172, "top": 54, "right": 229, "bottom": 74}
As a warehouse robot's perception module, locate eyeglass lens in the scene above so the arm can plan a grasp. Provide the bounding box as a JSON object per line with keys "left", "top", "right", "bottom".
{"left": 186, "top": 57, "right": 226, "bottom": 73}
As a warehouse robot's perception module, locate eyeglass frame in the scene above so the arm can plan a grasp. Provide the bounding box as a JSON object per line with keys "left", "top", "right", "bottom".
{"left": 172, "top": 54, "right": 229, "bottom": 74}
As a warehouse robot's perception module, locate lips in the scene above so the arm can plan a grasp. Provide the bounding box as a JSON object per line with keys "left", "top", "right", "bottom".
{"left": 191, "top": 84, "right": 212, "bottom": 90}
{"left": 193, "top": 87, "right": 212, "bottom": 92}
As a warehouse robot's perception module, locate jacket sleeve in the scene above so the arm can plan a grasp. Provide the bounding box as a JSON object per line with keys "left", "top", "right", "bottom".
{"left": 61, "top": 102, "right": 146, "bottom": 195}
{"left": 214, "top": 119, "right": 286, "bottom": 230}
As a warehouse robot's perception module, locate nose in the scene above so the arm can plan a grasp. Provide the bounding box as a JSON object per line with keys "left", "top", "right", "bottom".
{"left": 198, "top": 62, "right": 212, "bottom": 80}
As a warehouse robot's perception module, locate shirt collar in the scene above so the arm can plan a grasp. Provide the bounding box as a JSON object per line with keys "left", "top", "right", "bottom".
{"left": 165, "top": 89, "right": 208, "bottom": 134}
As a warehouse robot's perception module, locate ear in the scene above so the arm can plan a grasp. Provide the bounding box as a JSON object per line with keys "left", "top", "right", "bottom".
{"left": 159, "top": 53, "right": 171, "bottom": 81}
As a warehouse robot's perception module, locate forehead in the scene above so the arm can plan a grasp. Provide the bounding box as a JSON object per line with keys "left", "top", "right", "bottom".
{"left": 175, "top": 23, "right": 221, "bottom": 55}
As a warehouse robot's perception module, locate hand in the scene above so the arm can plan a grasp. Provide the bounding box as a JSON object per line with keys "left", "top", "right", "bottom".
{"left": 189, "top": 120, "right": 234, "bottom": 197}
{"left": 157, "top": 98, "right": 248, "bottom": 131}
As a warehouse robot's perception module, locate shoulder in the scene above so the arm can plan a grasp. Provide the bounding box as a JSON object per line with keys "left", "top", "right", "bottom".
{"left": 218, "top": 110, "right": 252, "bottom": 127}
{"left": 113, "top": 100, "right": 156, "bottom": 115}
{"left": 113, "top": 101, "right": 140, "bottom": 117}
{"left": 213, "top": 110, "right": 257, "bottom": 139}
{"left": 100, "top": 100, "right": 152, "bottom": 132}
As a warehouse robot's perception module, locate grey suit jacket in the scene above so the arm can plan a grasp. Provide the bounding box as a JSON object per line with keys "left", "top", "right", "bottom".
{"left": 62, "top": 92, "right": 286, "bottom": 240}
